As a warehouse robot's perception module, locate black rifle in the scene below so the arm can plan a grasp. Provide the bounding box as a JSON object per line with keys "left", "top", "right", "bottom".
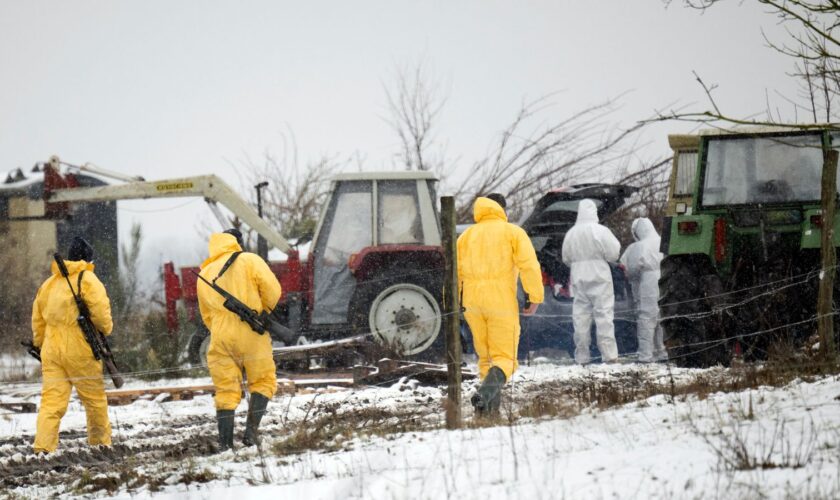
{"left": 192, "top": 270, "right": 297, "bottom": 344}
{"left": 53, "top": 253, "right": 124, "bottom": 388}
{"left": 21, "top": 341, "right": 41, "bottom": 362}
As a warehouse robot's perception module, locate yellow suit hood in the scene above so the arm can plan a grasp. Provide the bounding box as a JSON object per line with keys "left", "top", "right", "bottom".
{"left": 473, "top": 197, "right": 508, "bottom": 223}
{"left": 202, "top": 233, "right": 243, "bottom": 269}
{"left": 50, "top": 259, "right": 94, "bottom": 277}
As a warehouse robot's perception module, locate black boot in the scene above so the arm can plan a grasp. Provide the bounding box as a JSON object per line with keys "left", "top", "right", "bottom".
{"left": 243, "top": 393, "right": 270, "bottom": 447}
{"left": 471, "top": 366, "right": 506, "bottom": 417}
{"left": 216, "top": 409, "right": 235, "bottom": 452}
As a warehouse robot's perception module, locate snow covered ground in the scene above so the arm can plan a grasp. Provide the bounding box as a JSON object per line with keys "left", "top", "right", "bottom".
{"left": 1, "top": 360, "right": 838, "bottom": 499}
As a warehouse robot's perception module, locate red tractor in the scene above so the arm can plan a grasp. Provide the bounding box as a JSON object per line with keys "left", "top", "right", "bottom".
{"left": 44, "top": 161, "right": 446, "bottom": 364}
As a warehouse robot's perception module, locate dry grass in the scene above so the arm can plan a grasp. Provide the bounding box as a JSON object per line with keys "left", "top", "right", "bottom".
{"left": 72, "top": 457, "right": 218, "bottom": 495}
{"left": 272, "top": 403, "right": 429, "bottom": 457}
{"left": 505, "top": 351, "right": 840, "bottom": 423}
{"left": 702, "top": 418, "right": 819, "bottom": 471}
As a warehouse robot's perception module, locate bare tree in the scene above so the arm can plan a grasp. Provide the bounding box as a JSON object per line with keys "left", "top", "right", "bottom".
{"left": 383, "top": 61, "right": 450, "bottom": 173}
{"left": 662, "top": 0, "right": 840, "bottom": 127}
{"left": 453, "top": 95, "right": 654, "bottom": 222}
{"left": 239, "top": 132, "right": 338, "bottom": 244}
{"left": 382, "top": 62, "right": 664, "bottom": 223}
{"left": 606, "top": 156, "right": 672, "bottom": 244}
{"left": 114, "top": 222, "right": 143, "bottom": 320}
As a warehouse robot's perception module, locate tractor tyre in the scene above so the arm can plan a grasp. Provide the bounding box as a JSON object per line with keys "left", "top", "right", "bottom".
{"left": 187, "top": 324, "right": 211, "bottom": 367}
{"left": 659, "top": 257, "right": 728, "bottom": 367}
{"left": 350, "top": 271, "right": 444, "bottom": 361}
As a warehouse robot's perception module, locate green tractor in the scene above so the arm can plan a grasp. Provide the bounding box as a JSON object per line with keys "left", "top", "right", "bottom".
{"left": 660, "top": 127, "right": 840, "bottom": 367}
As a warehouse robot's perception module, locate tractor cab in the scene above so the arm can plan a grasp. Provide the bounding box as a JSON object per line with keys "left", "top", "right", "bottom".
{"left": 307, "top": 172, "right": 443, "bottom": 355}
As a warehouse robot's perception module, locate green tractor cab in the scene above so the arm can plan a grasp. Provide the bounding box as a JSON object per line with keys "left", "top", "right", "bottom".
{"left": 660, "top": 127, "right": 840, "bottom": 366}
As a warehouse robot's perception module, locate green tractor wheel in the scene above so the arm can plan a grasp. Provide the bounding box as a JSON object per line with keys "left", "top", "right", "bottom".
{"left": 659, "top": 256, "right": 729, "bottom": 367}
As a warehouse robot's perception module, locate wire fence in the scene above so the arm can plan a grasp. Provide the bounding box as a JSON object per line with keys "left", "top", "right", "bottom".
{"left": 5, "top": 259, "right": 840, "bottom": 387}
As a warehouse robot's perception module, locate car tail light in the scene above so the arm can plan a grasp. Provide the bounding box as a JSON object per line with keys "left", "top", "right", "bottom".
{"left": 714, "top": 218, "right": 726, "bottom": 263}
{"left": 677, "top": 220, "right": 701, "bottom": 235}
{"left": 811, "top": 214, "right": 823, "bottom": 227}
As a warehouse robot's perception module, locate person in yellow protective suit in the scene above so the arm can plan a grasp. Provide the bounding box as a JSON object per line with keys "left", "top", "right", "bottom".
{"left": 32, "top": 236, "right": 113, "bottom": 453}
{"left": 457, "top": 194, "right": 543, "bottom": 416}
{"left": 197, "top": 229, "right": 282, "bottom": 451}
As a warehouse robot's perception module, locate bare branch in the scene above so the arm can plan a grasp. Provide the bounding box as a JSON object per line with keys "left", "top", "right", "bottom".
{"left": 382, "top": 61, "right": 449, "bottom": 173}
{"left": 237, "top": 131, "right": 339, "bottom": 244}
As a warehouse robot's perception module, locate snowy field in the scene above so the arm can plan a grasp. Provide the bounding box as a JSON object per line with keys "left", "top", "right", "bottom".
{"left": 1, "top": 359, "right": 838, "bottom": 499}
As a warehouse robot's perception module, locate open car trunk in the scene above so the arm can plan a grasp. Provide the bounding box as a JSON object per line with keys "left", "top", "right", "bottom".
{"left": 519, "top": 184, "right": 637, "bottom": 297}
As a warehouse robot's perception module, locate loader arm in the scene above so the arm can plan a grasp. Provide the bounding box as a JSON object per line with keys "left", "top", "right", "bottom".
{"left": 47, "top": 174, "right": 291, "bottom": 253}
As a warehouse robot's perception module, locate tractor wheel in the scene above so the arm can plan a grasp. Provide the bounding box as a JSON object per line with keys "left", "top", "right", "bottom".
{"left": 659, "top": 257, "right": 728, "bottom": 367}
{"left": 187, "top": 325, "right": 210, "bottom": 367}
{"left": 351, "top": 272, "right": 443, "bottom": 360}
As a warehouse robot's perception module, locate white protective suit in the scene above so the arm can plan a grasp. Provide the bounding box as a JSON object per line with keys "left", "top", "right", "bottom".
{"left": 620, "top": 217, "right": 668, "bottom": 362}
{"left": 562, "top": 199, "right": 621, "bottom": 364}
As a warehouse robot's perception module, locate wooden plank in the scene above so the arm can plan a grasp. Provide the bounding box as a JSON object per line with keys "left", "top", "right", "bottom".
{"left": 106, "top": 380, "right": 297, "bottom": 405}
{"left": 0, "top": 402, "right": 37, "bottom": 413}
{"left": 272, "top": 335, "right": 371, "bottom": 360}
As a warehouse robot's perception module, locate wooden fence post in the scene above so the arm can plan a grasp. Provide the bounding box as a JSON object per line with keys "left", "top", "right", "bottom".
{"left": 818, "top": 149, "right": 838, "bottom": 361}
{"left": 441, "top": 196, "right": 462, "bottom": 429}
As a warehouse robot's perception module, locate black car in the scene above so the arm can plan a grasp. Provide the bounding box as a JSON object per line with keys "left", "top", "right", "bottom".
{"left": 460, "top": 184, "right": 639, "bottom": 362}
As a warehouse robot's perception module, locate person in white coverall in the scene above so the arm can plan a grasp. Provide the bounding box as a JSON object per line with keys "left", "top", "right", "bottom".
{"left": 562, "top": 199, "right": 621, "bottom": 364}
{"left": 620, "top": 217, "right": 668, "bottom": 362}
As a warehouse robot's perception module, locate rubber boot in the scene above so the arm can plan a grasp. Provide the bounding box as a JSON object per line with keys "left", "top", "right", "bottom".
{"left": 471, "top": 366, "right": 506, "bottom": 417}
{"left": 216, "top": 409, "right": 235, "bottom": 452}
{"left": 243, "top": 393, "right": 270, "bottom": 447}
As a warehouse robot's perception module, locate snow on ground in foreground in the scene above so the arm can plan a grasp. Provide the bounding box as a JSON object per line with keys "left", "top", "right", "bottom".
{"left": 149, "top": 373, "right": 840, "bottom": 500}
{"left": 1, "top": 362, "right": 839, "bottom": 499}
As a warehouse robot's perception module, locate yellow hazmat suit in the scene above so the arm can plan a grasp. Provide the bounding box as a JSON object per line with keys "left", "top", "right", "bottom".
{"left": 197, "top": 233, "right": 282, "bottom": 410}
{"left": 457, "top": 197, "right": 544, "bottom": 379}
{"left": 32, "top": 260, "right": 113, "bottom": 453}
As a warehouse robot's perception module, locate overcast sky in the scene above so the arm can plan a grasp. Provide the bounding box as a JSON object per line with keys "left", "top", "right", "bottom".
{"left": 0, "top": 1, "right": 802, "bottom": 284}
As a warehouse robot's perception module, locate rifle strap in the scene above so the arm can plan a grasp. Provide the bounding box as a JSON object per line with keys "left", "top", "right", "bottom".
{"left": 213, "top": 252, "right": 242, "bottom": 285}
{"left": 77, "top": 271, "right": 85, "bottom": 300}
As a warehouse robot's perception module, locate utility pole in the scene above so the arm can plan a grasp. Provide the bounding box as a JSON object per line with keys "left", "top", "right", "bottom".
{"left": 254, "top": 181, "right": 269, "bottom": 261}
{"left": 818, "top": 149, "right": 838, "bottom": 361}
{"left": 441, "top": 196, "right": 462, "bottom": 429}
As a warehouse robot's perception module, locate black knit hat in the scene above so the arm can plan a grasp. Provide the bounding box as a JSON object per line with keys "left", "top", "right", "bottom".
{"left": 68, "top": 236, "right": 94, "bottom": 262}
{"left": 485, "top": 193, "right": 507, "bottom": 209}
{"left": 224, "top": 228, "right": 244, "bottom": 248}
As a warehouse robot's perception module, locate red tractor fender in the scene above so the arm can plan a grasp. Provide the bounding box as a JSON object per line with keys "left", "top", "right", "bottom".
{"left": 348, "top": 245, "right": 444, "bottom": 282}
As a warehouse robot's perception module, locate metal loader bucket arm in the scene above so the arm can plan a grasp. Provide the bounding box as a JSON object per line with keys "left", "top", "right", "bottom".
{"left": 47, "top": 174, "right": 291, "bottom": 254}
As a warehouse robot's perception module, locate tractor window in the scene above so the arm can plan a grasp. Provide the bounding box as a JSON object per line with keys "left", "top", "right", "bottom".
{"left": 311, "top": 180, "right": 372, "bottom": 325}
{"left": 322, "top": 182, "right": 372, "bottom": 264}
{"left": 675, "top": 150, "right": 697, "bottom": 196}
{"left": 702, "top": 134, "right": 824, "bottom": 206}
{"left": 378, "top": 180, "right": 423, "bottom": 245}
